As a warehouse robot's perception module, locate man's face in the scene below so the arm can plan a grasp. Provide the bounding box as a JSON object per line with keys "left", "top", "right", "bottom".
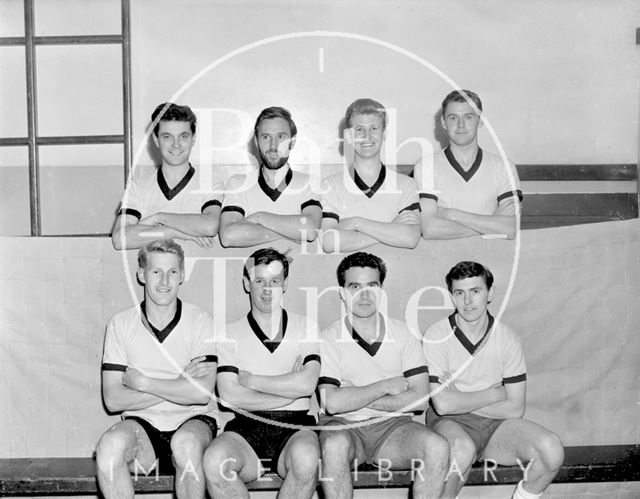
{"left": 244, "top": 261, "right": 288, "bottom": 314}
{"left": 153, "top": 120, "right": 195, "bottom": 167}
{"left": 340, "top": 266, "right": 382, "bottom": 320}
{"left": 255, "top": 117, "right": 295, "bottom": 170}
{"left": 138, "top": 252, "right": 184, "bottom": 308}
{"left": 450, "top": 276, "right": 494, "bottom": 324}
{"left": 441, "top": 101, "right": 482, "bottom": 148}
{"left": 348, "top": 113, "right": 385, "bottom": 161}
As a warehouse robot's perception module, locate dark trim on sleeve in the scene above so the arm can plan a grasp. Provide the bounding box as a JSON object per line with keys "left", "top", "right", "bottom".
{"left": 201, "top": 199, "right": 222, "bottom": 212}
{"left": 404, "top": 366, "right": 428, "bottom": 378}
{"left": 217, "top": 365, "right": 239, "bottom": 374}
{"left": 322, "top": 212, "right": 339, "bottom": 221}
{"left": 102, "top": 363, "right": 127, "bottom": 372}
{"left": 497, "top": 190, "right": 523, "bottom": 203}
{"left": 503, "top": 373, "right": 527, "bottom": 384}
{"left": 419, "top": 193, "right": 438, "bottom": 202}
{"left": 303, "top": 354, "right": 321, "bottom": 365}
{"left": 301, "top": 199, "right": 322, "bottom": 211}
{"left": 199, "top": 355, "right": 218, "bottom": 363}
{"left": 318, "top": 376, "right": 340, "bottom": 387}
{"left": 400, "top": 202, "right": 421, "bottom": 213}
{"left": 221, "top": 205, "right": 245, "bottom": 217}
{"left": 117, "top": 208, "right": 142, "bottom": 220}
{"left": 428, "top": 375, "right": 441, "bottom": 384}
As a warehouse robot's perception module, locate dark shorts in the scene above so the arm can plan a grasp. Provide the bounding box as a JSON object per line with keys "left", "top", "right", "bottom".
{"left": 224, "top": 411, "right": 316, "bottom": 470}
{"left": 426, "top": 407, "right": 504, "bottom": 457}
{"left": 319, "top": 415, "right": 414, "bottom": 465}
{"left": 125, "top": 415, "right": 218, "bottom": 473}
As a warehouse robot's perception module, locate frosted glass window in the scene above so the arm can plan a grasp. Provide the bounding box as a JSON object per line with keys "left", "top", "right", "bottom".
{"left": 36, "top": 44, "right": 122, "bottom": 137}
{"left": 0, "top": 47, "right": 28, "bottom": 138}
{"left": 0, "top": 0, "right": 25, "bottom": 37}
{"left": 39, "top": 144, "right": 124, "bottom": 235}
{"left": 34, "top": 0, "right": 121, "bottom": 37}
{"left": 0, "top": 147, "right": 30, "bottom": 235}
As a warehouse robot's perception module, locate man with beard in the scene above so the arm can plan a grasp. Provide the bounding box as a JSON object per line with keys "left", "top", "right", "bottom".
{"left": 219, "top": 107, "right": 322, "bottom": 247}
{"left": 320, "top": 99, "right": 421, "bottom": 252}
{"left": 112, "top": 103, "right": 223, "bottom": 250}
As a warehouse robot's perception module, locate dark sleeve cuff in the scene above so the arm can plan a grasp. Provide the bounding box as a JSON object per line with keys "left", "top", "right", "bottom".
{"left": 318, "top": 376, "right": 340, "bottom": 387}
{"left": 503, "top": 373, "right": 527, "bottom": 384}
{"left": 301, "top": 199, "right": 322, "bottom": 211}
{"left": 201, "top": 199, "right": 222, "bottom": 212}
{"left": 404, "top": 366, "right": 428, "bottom": 378}
{"left": 322, "top": 212, "right": 339, "bottom": 221}
{"left": 217, "top": 365, "right": 239, "bottom": 374}
{"left": 303, "top": 354, "right": 321, "bottom": 365}
{"left": 194, "top": 354, "right": 218, "bottom": 363}
{"left": 117, "top": 208, "right": 142, "bottom": 220}
{"left": 221, "top": 205, "right": 245, "bottom": 217}
{"left": 419, "top": 193, "right": 438, "bottom": 202}
{"left": 400, "top": 202, "right": 421, "bottom": 213}
{"left": 428, "top": 375, "right": 441, "bottom": 384}
{"left": 102, "top": 363, "right": 127, "bottom": 372}
{"left": 497, "top": 190, "right": 523, "bottom": 203}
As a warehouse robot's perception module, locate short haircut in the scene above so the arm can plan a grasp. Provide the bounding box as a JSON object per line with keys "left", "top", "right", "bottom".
{"left": 243, "top": 247, "right": 290, "bottom": 280}
{"left": 345, "top": 98, "right": 387, "bottom": 130}
{"left": 151, "top": 102, "right": 197, "bottom": 136}
{"left": 253, "top": 106, "right": 298, "bottom": 139}
{"left": 441, "top": 89, "right": 483, "bottom": 116}
{"left": 138, "top": 239, "right": 185, "bottom": 270}
{"left": 336, "top": 252, "right": 387, "bottom": 287}
{"left": 445, "top": 261, "right": 494, "bottom": 292}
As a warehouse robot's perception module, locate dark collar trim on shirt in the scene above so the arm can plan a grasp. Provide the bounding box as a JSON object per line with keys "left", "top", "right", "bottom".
{"left": 449, "top": 312, "right": 494, "bottom": 355}
{"left": 345, "top": 316, "right": 385, "bottom": 357}
{"left": 258, "top": 167, "right": 293, "bottom": 202}
{"left": 247, "top": 309, "right": 289, "bottom": 353}
{"left": 350, "top": 164, "right": 386, "bottom": 198}
{"left": 140, "top": 299, "right": 182, "bottom": 344}
{"left": 444, "top": 147, "right": 483, "bottom": 183}
{"left": 157, "top": 165, "right": 195, "bottom": 201}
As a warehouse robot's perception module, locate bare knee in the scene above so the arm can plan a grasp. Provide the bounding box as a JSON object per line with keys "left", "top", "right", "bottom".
{"left": 449, "top": 436, "right": 477, "bottom": 473}
{"left": 171, "top": 429, "right": 207, "bottom": 470}
{"left": 96, "top": 426, "right": 133, "bottom": 471}
{"left": 534, "top": 432, "right": 564, "bottom": 473}
{"left": 320, "top": 430, "right": 354, "bottom": 464}
{"left": 419, "top": 431, "right": 450, "bottom": 471}
{"left": 203, "top": 442, "right": 238, "bottom": 484}
{"left": 286, "top": 432, "right": 320, "bottom": 480}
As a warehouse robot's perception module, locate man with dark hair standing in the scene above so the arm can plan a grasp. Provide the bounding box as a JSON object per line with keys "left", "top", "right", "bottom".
{"left": 424, "top": 261, "right": 564, "bottom": 499}
{"left": 113, "top": 102, "right": 223, "bottom": 249}
{"left": 318, "top": 252, "right": 448, "bottom": 499}
{"left": 219, "top": 107, "right": 321, "bottom": 247}
{"left": 203, "top": 248, "right": 321, "bottom": 498}
{"left": 414, "top": 90, "right": 522, "bottom": 240}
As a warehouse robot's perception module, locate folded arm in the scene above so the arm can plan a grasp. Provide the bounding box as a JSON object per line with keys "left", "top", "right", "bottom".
{"left": 320, "top": 218, "right": 379, "bottom": 253}
{"left": 240, "top": 358, "right": 320, "bottom": 399}
{"left": 320, "top": 376, "right": 408, "bottom": 415}
{"left": 420, "top": 198, "right": 480, "bottom": 240}
{"left": 336, "top": 211, "right": 421, "bottom": 249}
{"left": 472, "top": 381, "right": 525, "bottom": 419}
{"left": 102, "top": 370, "right": 164, "bottom": 413}
{"left": 429, "top": 379, "right": 507, "bottom": 416}
{"left": 367, "top": 372, "right": 429, "bottom": 413}
{"left": 217, "top": 371, "right": 296, "bottom": 411}
{"left": 111, "top": 214, "right": 215, "bottom": 249}
{"left": 438, "top": 198, "right": 518, "bottom": 240}
{"left": 218, "top": 210, "right": 282, "bottom": 248}
{"left": 246, "top": 205, "right": 321, "bottom": 243}
{"left": 141, "top": 204, "right": 221, "bottom": 237}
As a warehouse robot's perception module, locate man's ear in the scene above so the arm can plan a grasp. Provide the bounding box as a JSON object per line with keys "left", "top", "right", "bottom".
{"left": 440, "top": 115, "right": 447, "bottom": 130}
{"left": 487, "top": 286, "right": 495, "bottom": 303}
{"left": 338, "top": 287, "right": 346, "bottom": 304}
{"left": 344, "top": 127, "right": 354, "bottom": 145}
{"left": 179, "top": 268, "right": 185, "bottom": 285}
{"left": 243, "top": 276, "right": 250, "bottom": 294}
{"left": 288, "top": 136, "right": 296, "bottom": 151}
{"left": 137, "top": 267, "right": 145, "bottom": 284}
{"left": 282, "top": 277, "right": 289, "bottom": 294}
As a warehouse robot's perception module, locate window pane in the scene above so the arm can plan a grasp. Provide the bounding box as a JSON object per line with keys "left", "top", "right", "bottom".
{"left": 0, "top": 47, "right": 28, "bottom": 138}
{"left": 0, "top": 0, "right": 25, "bottom": 37}
{"left": 39, "top": 144, "right": 124, "bottom": 235}
{"left": 0, "top": 147, "right": 30, "bottom": 235}
{"left": 34, "top": 0, "right": 120, "bottom": 36}
{"left": 37, "top": 44, "right": 123, "bottom": 137}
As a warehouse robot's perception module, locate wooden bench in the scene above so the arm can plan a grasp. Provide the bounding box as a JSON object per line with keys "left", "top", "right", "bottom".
{"left": 395, "top": 163, "right": 639, "bottom": 229}
{"left": 1, "top": 445, "right": 638, "bottom": 496}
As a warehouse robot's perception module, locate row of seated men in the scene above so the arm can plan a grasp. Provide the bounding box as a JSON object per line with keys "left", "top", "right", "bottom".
{"left": 111, "top": 90, "right": 523, "bottom": 252}
{"left": 96, "top": 241, "right": 564, "bottom": 499}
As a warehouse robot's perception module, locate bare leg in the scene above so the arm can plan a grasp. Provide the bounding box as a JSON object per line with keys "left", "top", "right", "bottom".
{"left": 203, "top": 432, "right": 262, "bottom": 499}
{"left": 373, "top": 421, "right": 449, "bottom": 499}
{"left": 171, "top": 419, "right": 215, "bottom": 499}
{"left": 319, "top": 423, "right": 365, "bottom": 499}
{"left": 95, "top": 420, "right": 157, "bottom": 499}
{"left": 430, "top": 419, "right": 477, "bottom": 499}
{"left": 276, "top": 429, "right": 320, "bottom": 499}
{"left": 482, "top": 419, "right": 564, "bottom": 496}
